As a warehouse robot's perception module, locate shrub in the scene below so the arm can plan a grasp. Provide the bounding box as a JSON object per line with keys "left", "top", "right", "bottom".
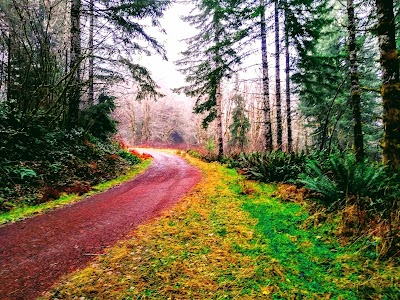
{"left": 236, "top": 151, "right": 306, "bottom": 183}
{"left": 118, "top": 150, "right": 141, "bottom": 165}
{"left": 298, "top": 153, "right": 386, "bottom": 209}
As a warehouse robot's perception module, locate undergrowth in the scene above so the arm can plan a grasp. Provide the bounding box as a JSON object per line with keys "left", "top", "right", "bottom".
{"left": 0, "top": 159, "right": 152, "bottom": 225}
{"left": 0, "top": 128, "right": 144, "bottom": 211}
{"left": 42, "top": 155, "right": 399, "bottom": 299}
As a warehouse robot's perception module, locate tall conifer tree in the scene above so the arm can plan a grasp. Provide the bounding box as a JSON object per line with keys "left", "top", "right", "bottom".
{"left": 347, "top": 0, "right": 364, "bottom": 161}
{"left": 260, "top": 0, "right": 273, "bottom": 151}
{"left": 177, "top": 0, "right": 247, "bottom": 158}
{"left": 375, "top": 0, "right": 400, "bottom": 169}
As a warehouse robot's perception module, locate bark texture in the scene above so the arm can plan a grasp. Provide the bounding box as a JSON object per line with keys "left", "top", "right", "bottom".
{"left": 283, "top": 0, "right": 292, "bottom": 152}
{"left": 88, "top": 0, "right": 94, "bottom": 105}
{"left": 216, "top": 83, "right": 224, "bottom": 158}
{"left": 68, "top": 0, "right": 82, "bottom": 127}
{"left": 347, "top": 0, "right": 364, "bottom": 161}
{"left": 261, "top": 1, "right": 273, "bottom": 151}
{"left": 376, "top": 0, "right": 400, "bottom": 169}
{"left": 274, "top": 0, "right": 283, "bottom": 150}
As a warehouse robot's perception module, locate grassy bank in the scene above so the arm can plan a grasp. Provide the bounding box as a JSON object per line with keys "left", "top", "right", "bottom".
{"left": 42, "top": 155, "right": 399, "bottom": 299}
{"left": 0, "top": 159, "right": 151, "bottom": 225}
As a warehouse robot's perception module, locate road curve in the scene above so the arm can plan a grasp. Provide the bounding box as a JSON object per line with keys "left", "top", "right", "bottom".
{"left": 0, "top": 150, "right": 201, "bottom": 300}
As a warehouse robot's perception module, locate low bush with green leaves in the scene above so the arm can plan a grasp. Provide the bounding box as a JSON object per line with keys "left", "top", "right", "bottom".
{"left": 236, "top": 151, "right": 306, "bottom": 183}
{"left": 0, "top": 96, "right": 144, "bottom": 211}
{"left": 118, "top": 150, "right": 141, "bottom": 165}
{"left": 0, "top": 127, "right": 141, "bottom": 211}
{"left": 298, "top": 153, "right": 387, "bottom": 209}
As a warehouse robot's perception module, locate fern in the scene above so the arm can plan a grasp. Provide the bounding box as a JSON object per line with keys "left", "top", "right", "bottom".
{"left": 298, "top": 153, "right": 386, "bottom": 208}
{"left": 237, "top": 151, "right": 306, "bottom": 183}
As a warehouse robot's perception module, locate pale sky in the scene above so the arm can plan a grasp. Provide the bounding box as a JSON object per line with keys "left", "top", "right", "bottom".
{"left": 137, "top": 2, "right": 266, "bottom": 102}
{"left": 139, "top": 3, "right": 197, "bottom": 90}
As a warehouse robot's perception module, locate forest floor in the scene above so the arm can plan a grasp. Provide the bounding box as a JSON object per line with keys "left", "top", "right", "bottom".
{"left": 41, "top": 152, "right": 400, "bottom": 300}
{"left": 0, "top": 150, "right": 201, "bottom": 300}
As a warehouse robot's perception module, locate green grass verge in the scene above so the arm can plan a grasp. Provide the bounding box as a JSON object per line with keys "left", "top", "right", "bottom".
{"left": 0, "top": 159, "right": 152, "bottom": 225}
{"left": 41, "top": 157, "right": 399, "bottom": 299}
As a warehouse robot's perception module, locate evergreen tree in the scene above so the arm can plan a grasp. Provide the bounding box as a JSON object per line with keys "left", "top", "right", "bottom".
{"left": 68, "top": 0, "right": 82, "bottom": 128}
{"left": 282, "top": 0, "right": 293, "bottom": 152}
{"left": 260, "top": 0, "right": 273, "bottom": 151}
{"left": 229, "top": 94, "right": 250, "bottom": 151}
{"left": 177, "top": 0, "right": 248, "bottom": 158}
{"left": 375, "top": 0, "right": 400, "bottom": 169}
{"left": 346, "top": 0, "right": 364, "bottom": 161}
{"left": 274, "top": 0, "right": 283, "bottom": 150}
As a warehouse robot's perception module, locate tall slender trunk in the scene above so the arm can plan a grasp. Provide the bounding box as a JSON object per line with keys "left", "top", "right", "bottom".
{"left": 216, "top": 83, "right": 224, "bottom": 158}
{"left": 274, "top": 0, "right": 283, "bottom": 150}
{"left": 375, "top": 0, "right": 400, "bottom": 169}
{"left": 283, "top": 0, "right": 292, "bottom": 152}
{"left": 214, "top": 13, "right": 224, "bottom": 158}
{"left": 347, "top": 0, "right": 364, "bottom": 161}
{"left": 6, "top": 34, "right": 12, "bottom": 103}
{"left": 88, "top": 0, "right": 94, "bottom": 105}
{"left": 68, "top": 0, "right": 82, "bottom": 128}
{"left": 261, "top": 1, "right": 273, "bottom": 151}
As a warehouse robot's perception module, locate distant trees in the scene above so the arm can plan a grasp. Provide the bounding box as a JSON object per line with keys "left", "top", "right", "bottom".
{"left": 0, "top": 0, "right": 169, "bottom": 135}
{"left": 229, "top": 94, "right": 250, "bottom": 151}
{"left": 2, "top": 0, "right": 397, "bottom": 165}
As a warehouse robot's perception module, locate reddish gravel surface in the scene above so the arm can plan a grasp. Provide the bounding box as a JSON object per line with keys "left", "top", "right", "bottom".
{"left": 0, "top": 150, "right": 201, "bottom": 300}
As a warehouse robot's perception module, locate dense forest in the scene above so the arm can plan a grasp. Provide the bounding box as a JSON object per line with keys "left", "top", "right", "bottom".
{"left": 0, "top": 0, "right": 399, "bottom": 261}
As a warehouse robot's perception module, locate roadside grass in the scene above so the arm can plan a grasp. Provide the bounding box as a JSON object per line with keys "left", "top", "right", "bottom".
{"left": 42, "top": 156, "right": 399, "bottom": 299}
{"left": 0, "top": 160, "right": 152, "bottom": 225}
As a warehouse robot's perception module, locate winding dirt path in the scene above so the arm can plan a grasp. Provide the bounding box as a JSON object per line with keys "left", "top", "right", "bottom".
{"left": 0, "top": 150, "right": 201, "bottom": 300}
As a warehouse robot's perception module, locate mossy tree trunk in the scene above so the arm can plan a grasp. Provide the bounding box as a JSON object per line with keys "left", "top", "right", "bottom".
{"left": 375, "top": 0, "right": 400, "bottom": 169}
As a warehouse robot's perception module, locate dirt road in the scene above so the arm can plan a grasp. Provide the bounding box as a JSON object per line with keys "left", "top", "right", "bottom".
{"left": 0, "top": 150, "right": 201, "bottom": 300}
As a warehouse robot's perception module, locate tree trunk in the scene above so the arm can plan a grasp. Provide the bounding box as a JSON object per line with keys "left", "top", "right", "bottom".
{"left": 213, "top": 12, "right": 224, "bottom": 158}
{"left": 216, "top": 83, "right": 224, "bottom": 158}
{"left": 261, "top": 1, "right": 273, "bottom": 151}
{"left": 6, "top": 34, "right": 12, "bottom": 103}
{"left": 347, "top": 0, "right": 364, "bottom": 161}
{"left": 88, "top": 0, "right": 94, "bottom": 106}
{"left": 375, "top": 0, "right": 400, "bottom": 169}
{"left": 68, "top": 0, "right": 82, "bottom": 128}
{"left": 274, "top": 0, "right": 283, "bottom": 150}
{"left": 283, "top": 0, "right": 292, "bottom": 152}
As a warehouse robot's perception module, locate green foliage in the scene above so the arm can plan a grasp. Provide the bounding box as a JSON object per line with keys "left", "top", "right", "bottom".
{"left": 187, "top": 149, "right": 203, "bottom": 159}
{"left": 177, "top": 0, "right": 249, "bottom": 128}
{"left": 229, "top": 94, "right": 250, "bottom": 151}
{"left": 80, "top": 93, "right": 117, "bottom": 141}
{"left": 0, "top": 102, "right": 140, "bottom": 211}
{"left": 237, "top": 151, "right": 306, "bottom": 183}
{"left": 118, "top": 150, "right": 141, "bottom": 165}
{"left": 298, "top": 153, "right": 386, "bottom": 208}
{"left": 206, "top": 139, "right": 215, "bottom": 153}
